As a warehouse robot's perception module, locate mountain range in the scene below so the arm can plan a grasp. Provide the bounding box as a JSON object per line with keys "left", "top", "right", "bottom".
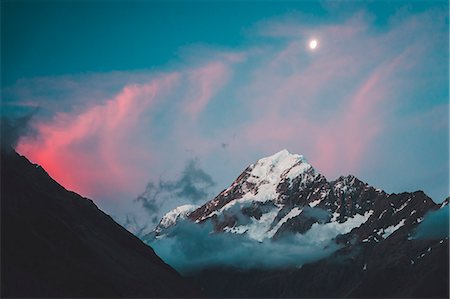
{"left": 1, "top": 147, "right": 448, "bottom": 298}
{"left": 148, "top": 149, "right": 449, "bottom": 298}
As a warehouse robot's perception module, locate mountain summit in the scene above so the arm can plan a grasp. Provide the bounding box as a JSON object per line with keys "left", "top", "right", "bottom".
{"left": 152, "top": 150, "right": 388, "bottom": 241}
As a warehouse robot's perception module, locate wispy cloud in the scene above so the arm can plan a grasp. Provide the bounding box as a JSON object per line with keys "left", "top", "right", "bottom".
{"left": 184, "top": 61, "right": 232, "bottom": 120}
{"left": 7, "top": 8, "right": 448, "bottom": 219}
{"left": 17, "top": 74, "right": 180, "bottom": 199}
{"left": 137, "top": 158, "right": 215, "bottom": 223}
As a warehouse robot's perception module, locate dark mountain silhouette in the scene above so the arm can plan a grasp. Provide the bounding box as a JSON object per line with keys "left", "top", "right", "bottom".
{"left": 1, "top": 149, "right": 200, "bottom": 298}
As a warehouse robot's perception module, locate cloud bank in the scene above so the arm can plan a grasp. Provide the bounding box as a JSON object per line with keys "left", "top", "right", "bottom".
{"left": 413, "top": 204, "right": 449, "bottom": 240}
{"left": 149, "top": 219, "right": 340, "bottom": 274}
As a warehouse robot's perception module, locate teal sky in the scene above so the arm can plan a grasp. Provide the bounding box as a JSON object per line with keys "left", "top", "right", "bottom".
{"left": 3, "top": 1, "right": 446, "bottom": 85}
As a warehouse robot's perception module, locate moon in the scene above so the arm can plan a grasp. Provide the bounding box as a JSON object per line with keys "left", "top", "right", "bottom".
{"left": 309, "top": 39, "right": 318, "bottom": 50}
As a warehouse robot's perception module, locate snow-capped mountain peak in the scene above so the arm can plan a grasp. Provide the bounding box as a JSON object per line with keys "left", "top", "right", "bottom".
{"left": 153, "top": 150, "right": 327, "bottom": 241}
{"left": 147, "top": 150, "right": 442, "bottom": 252}
{"left": 247, "top": 149, "right": 312, "bottom": 187}
{"left": 185, "top": 150, "right": 321, "bottom": 227}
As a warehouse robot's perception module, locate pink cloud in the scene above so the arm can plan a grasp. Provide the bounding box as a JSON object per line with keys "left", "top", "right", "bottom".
{"left": 184, "top": 61, "right": 231, "bottom": 120}
{"left": 17, "top": 73, "right": 179, "bottom": 200}
{"left": 308, "top": 71, "right": 384, "bottom": 176}
{"left": 13, "top": 56, "right": 236, "bottom": 204}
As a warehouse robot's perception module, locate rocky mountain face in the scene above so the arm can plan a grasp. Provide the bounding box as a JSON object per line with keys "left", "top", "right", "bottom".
{"left": 1, "top": 149, "right": 200, "bottom": 298}
{"left": 149, "top": 149, "right": 449, "bottom": 298}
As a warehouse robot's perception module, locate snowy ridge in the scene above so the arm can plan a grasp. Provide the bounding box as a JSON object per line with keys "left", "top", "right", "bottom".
{"left": 150, "top": 150, "right": 438, "bottom": 249}
{"left": 196, "top": 149, "right": 317, "bottom": 223}
{"left": 208, "top": 148, "right": 312, "bottom": 240}
{"left": 307, "top": 210, "right": 374, "bottom": 243}
{"left": 155, "top": 204, "right": 198, "bottom": 233}
{"left": 213, "top": 150, "right": 314, "bottom": 212}
{"left": 247, "top": 149, "right": 311, "bottom": 186}
{"left": 382, "top": 219, "right": 406, "bottom": 239}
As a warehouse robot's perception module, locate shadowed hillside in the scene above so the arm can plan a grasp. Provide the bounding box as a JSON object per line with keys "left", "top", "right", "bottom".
{"left": 1, "top": 149, "right": 199, "bottom": 298}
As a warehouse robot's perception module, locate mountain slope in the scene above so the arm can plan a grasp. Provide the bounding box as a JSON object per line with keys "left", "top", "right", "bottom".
{"left": 153, "top": 150, "right": 440, "bottom": 243}
{"left": 149, "top": 149, "right": 449, "bottom": 298}
{"left": 191, "top": 192, "right": 448, "bottom": 298}
{"left": 1, "top": 149, "right": 199, "bottom": 298}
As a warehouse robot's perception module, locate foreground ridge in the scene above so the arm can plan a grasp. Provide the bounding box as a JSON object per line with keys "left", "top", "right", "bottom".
{"left": 1, "top": 150, "right": 200, "bottom": 298}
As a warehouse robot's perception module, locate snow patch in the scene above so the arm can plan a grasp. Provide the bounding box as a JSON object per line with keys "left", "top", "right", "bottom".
{"left": 304, "top": 210, "right": 373, "bottom": 243}
{"left": 285, "top": 163, "right": 311, "bottom": 181}
{"left": 267, "top": 207, "right": 303, "bottom": 238}
{"left": 224, "top": 208, "right": 281, "bottom": 242}
{"left": 330, "top": 211, "right": 340, "bottom": 222}
{"left": 395, "top": 201, "right": 409, "bottom": 213}
{"left": 378, "top": 210, "right": 387, "bottom": 220}
{"left": 158, "top": 204, "right": 198, "bottom": 229}
{"left": 224, "top": 225, "right": 248, "bottom": 234}
{"left": 309, "top": 199, "right": 322, "bottom": 208}
{"left": 382, "top": 219, "right": 406, "bottom": 239}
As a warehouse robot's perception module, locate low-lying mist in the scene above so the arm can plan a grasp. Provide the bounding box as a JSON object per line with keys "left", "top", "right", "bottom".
{"left": 148, "top": 218, "right": 341, "bottom": 274}
{"left": 413, "top": 204, "right": 449, "bottom": 240}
